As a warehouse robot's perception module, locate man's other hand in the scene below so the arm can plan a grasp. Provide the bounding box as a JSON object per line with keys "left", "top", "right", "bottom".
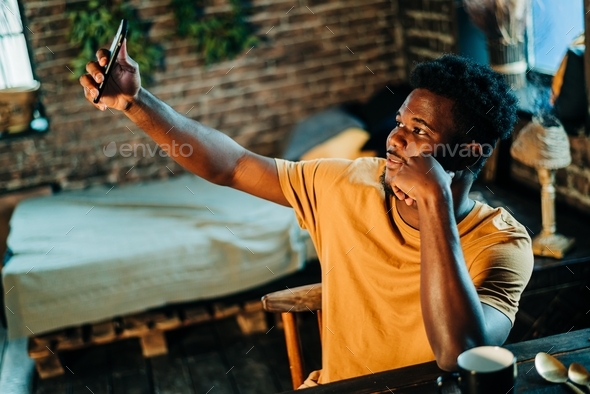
{"left": 79, "top": 39, "right": 141, "bottom": 112}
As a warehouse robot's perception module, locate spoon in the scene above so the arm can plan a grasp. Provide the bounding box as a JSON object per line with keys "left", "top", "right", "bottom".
{"left": 535, "top": 352, "right": 585, "bottom": 394}
{"left": 569, "top": 362, "right": 590, "bottom": 388}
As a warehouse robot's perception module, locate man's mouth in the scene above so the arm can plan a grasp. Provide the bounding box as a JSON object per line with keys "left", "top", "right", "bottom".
{"left": 386, "top": 152, "right": 405, "bottom": 168}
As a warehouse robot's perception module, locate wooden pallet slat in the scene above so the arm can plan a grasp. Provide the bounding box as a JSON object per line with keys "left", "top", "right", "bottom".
{"left": 236, "top": 300, "right": 268, "bottom": 335}
{"left": 213, "top": 302, "right": 241, "bottom": 319}
{"left": 182, "top": 306, "right": 211, "bottom": 325}
{"left": 121, "top": 313, "right": 152, "bottom": 337}
{"left": 29, "top": 299, "right": 274, "bottom": 379}
{"left": 28, "top": 338, "right": 53, "bottom": 360}
{"left": 55, "top": 327, "right": 84, "bottom": 352}
{"left": 33, "top": 353, "right": 64, "bottom": 379}
{"left": 153, "top": 310, "right": 182, "bottom": 331}
{"left": 91, "top": 320, "right": 117, "bottom": 344}
{"left": 139, "top": 330, "right": 168, "bottom": 358}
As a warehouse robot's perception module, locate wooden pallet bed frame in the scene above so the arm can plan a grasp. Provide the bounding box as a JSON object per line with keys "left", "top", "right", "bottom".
{"left": 28, "top": 300, "right": 268, "bottom": 379}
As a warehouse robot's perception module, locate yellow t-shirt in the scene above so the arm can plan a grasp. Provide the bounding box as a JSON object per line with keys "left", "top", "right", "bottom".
{"left": 275, "top": 157, "right": 534, "bottom": 384}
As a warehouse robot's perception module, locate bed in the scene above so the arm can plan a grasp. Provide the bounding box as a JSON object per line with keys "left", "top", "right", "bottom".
{"left": 3, "top": 83, "right": 412, "bottom": 342}
{"left": 2, "top": 173, "right": 314, "bottom": 340}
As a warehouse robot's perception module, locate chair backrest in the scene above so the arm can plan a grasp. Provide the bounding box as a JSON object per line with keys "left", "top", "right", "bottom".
{"left": 261, "top": 283, "right": 322, "bottom": 389}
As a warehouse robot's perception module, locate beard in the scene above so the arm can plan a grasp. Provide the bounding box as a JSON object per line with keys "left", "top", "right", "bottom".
{"left": 380, "top": 168, "right": 395, "bottom": 198}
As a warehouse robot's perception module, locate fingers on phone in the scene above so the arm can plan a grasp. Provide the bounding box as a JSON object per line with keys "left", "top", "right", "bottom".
{"left": 85, "top": 61, "right": 104, "bottom": 84}
{"left": 79, "top": 74, "right": 104, "bottom": 109}
{"left": 96, "top": 49, "right": 110, "bottom": 67}
{"left": 79, "top": 74, "right": 97, "bottom": 93}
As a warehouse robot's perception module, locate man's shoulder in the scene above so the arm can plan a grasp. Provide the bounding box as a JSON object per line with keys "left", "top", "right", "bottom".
{"left": 460, "top": 202, "right": 531, "bottom": 247}
{"left": 340, "top": 156, "right": 384, "bottom": 174}
{"left": 477, "top": 203, "right": 529, "bottom": 236}
{"left": 275, "top": 156, "right": 385, "bottom": 182}
{"left": 460, "top": 203, "right": 533, "bottom": 286}
{"left": 324, "top": 157, "right": 386, "bottom": 189}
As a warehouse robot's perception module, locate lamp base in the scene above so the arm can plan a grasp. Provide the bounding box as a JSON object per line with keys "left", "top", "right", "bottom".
{"left": 532, "top": 232, "right": 575, "bottom": 259}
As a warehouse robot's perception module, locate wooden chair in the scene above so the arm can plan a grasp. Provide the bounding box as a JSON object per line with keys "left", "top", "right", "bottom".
{"left": 261, "top": 283, "right": 322, "bottom": 389}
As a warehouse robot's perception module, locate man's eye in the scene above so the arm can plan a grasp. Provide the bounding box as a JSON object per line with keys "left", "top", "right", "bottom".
{"left": 413, "top": 128, "right": 427, "bottom": 135}
{"left": 395, "top": 121, "right": 402, "bottom": 128}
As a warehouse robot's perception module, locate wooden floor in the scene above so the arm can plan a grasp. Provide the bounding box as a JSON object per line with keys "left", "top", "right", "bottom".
{"left": 29, "top": 313, "right": 321, "bottom": 394}
{"left": 0, "top": 263, "right": 323, "bottom": 394}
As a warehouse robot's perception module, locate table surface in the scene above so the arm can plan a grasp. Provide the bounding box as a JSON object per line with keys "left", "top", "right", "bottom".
{"left": 279, "top": 324, "right": 590, "bottom": 393}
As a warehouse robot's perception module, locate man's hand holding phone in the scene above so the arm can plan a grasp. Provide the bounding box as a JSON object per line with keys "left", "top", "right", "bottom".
{"left": 79, "top": 20, "right": 141, "bottom": 112}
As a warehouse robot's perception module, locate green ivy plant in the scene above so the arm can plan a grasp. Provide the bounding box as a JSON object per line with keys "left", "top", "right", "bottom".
{"left": 67, "top": 0, "right": 258, "bottom": 83}
{"left": 67, "top": 1, "right": 163, "bottom": 84}
{"left": 171, "top": 0, "right": 258, "bottom": 65}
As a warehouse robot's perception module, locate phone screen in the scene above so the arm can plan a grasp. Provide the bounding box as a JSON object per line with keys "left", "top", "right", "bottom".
{"left": 93, "top": 19, "right": 128, "bottom": 104}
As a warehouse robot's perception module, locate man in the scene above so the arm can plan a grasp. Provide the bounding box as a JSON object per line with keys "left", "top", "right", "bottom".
{"left": 80, "top": 41, "right": 533, "bottom": 385}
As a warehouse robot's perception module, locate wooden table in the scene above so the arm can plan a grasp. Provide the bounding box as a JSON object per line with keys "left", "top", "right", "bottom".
{"left": 280, "top": 328, "right": 590, "bottom": 393}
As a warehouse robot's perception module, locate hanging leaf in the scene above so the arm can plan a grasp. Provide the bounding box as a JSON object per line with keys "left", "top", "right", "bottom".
{"left": 171, "top": 0, "right": 259, "bottom": 65}
{"left": 67, "top": 0, "right": 259, "bottom": 85}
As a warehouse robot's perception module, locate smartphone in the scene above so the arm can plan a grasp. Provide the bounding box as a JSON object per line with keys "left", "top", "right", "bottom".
{"left": 93, "top": 19, "right": 128, "bottom": 104}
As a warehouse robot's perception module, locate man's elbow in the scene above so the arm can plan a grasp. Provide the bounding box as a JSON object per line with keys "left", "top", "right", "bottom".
{"left": 213, "top": 169, "right": 234, "bottom": 187}
{"left": 435, "top": 345, "right": 467, "bottom": 371}
{"left": 434, "top": 336, "right": 490, "bottom": 371}
{"left": 436, "top": 355, "right": 459, "bottom": 372}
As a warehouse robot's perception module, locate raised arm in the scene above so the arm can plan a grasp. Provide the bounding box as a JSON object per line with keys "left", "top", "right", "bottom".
{"left": 79, "top": 39, "right": 289, "bottom": 207}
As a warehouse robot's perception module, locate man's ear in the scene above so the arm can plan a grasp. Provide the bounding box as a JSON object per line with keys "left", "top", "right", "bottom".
{"left": 461, "top": 141, "right": 486, "bottom": 169}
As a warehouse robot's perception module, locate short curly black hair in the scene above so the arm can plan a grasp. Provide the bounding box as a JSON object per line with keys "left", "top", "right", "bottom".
{"left": 409, "top": 54, "right": 519, "bottom": 176}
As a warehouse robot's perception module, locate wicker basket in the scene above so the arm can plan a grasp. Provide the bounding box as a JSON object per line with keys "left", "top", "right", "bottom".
{"left": 487, "top": 40, "right": 527, "bottom": 89}
{"left": 0, "top": 81, "right": 41, "bottom": 133}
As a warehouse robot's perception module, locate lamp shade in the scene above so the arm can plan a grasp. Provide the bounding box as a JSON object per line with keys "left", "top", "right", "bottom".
{"left": 510, "top": 120, "right": 571, "bottom": 169}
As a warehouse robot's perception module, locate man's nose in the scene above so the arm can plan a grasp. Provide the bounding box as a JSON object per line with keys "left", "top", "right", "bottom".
{"left": 387, "top": 128, "right": 408, "bottom": 150}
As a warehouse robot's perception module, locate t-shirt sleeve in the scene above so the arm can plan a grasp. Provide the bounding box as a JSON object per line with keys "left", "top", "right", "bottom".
{"left": 469, "top": 235, "right": 534, "bottom": 325}
{"left": 274, "top": 158, "right": 351, "bottom": 234}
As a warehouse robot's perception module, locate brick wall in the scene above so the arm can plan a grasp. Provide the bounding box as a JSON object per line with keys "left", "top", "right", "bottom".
{"left": 399, "top": 0, "right": 458, "bottom": 73}
{"left": 0, "top": 0, "right": 457, "bottom": 193}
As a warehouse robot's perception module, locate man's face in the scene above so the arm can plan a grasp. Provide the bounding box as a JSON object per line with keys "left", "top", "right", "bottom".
{"left": 381, "top": 88, "right": 457, "bottom": 196}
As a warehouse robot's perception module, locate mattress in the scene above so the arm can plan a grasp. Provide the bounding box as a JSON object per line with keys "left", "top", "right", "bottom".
{"left": 3, "top": 174, "right": 312, "bottom": 339}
